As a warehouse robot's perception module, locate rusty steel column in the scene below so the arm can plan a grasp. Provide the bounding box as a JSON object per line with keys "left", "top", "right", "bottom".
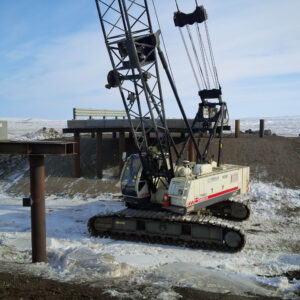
{"left": 29, "top": 155, "right": 46, "bottom": 263}
{"left": 260, "top": 119, "right": 264, "bottom": 138}
{"left": 119, "top": 130, "right": 126, "bottom": 175}
{"left": 129, "top": 132, "right": 133, "bottom": 141}
{"left": 188, "top": 138, "right": 195, "bottom": 162}
{"left": 96, "top": 131, "right": 103, "bottom": 179}
{"left": 113, "top": 117, "right": 117, "bottom": 138}
{"left": 235, "top": 120, "right": 240, "bottom": 138}
{"left": 146, "top": 132, "right": 151, "bottom": 145}
{"left": 74, "top": 131, "right": 80, "bottom": 178}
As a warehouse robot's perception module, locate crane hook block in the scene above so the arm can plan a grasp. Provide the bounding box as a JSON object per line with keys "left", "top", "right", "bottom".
{"left": 198, "top": 88, "right": 222, "bottom": 101}
{"left": 174, "top": 6, "right": 207, "bottom": 27}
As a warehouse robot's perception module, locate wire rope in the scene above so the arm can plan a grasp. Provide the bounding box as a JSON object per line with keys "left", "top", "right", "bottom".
{"left": 178, "top": 27, "right": 201, "bottom": 90}
{"left": 195, "top": 24, "right": 211, "bottom": 89}
{"left": 204, "top": 22, "right": 219, "bottom": 87}
{"left": 186, "top": 25, "right": 207, "bottom": 89}
{"left": 151, "top": 0, "right": 177, "bottom": 86}
{"left": 174, "top": 0, "right": 221, "bottom": 90}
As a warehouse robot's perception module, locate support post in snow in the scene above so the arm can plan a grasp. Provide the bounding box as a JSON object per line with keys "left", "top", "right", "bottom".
{"left": 260, "top": 119, "right": 265, "bottom": 138}
{"left": 235, "top": 120, "right": 240, "bottom": 138}
{"left": 29, "top": 155, "right": 47, "bottom": 263}
{"left": 0, "top": 141, "right": 77, "bottom": 264}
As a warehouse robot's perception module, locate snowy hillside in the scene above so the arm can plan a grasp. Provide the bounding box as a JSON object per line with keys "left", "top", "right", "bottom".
{"left": 229, "top": 116, "right": 300, "bottom": 137}
{"left": 0, "top": 116, "right": 299, "bottom": 140}
{"left": 0, "top": 118, "right": 67, "bottom": 140}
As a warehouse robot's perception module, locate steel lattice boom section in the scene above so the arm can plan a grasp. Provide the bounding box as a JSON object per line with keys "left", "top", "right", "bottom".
{"left": 95, "top": 0, "right": 180, "bottom": 184}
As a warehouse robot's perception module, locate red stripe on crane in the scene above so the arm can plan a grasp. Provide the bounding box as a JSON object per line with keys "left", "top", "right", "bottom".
{"left": 207, "top": 186, "right": 239, "bottom": 199}
{"left": 188, "top": 186, "right": 239, "bottom": 206}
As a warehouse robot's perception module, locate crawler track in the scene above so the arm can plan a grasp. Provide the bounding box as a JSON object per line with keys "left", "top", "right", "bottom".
{"left": 208, "top": 199, "right": 250, "bottom": 221}
{"left": 88, "top": 209, "right": 245, "bottom": 252}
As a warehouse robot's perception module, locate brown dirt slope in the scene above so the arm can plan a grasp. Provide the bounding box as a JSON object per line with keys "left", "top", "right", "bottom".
{"left": 206, "top": 135, "right": 300, "bottom": 189}
{"left": 0, "top": 272, "right": 282, "bottom": 300}
{"left": 1, "top": 135, "right": 299, "bottom": 197}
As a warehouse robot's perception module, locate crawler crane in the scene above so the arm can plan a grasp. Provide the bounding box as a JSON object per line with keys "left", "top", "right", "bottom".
{"left": 88, "top": 0, "right": 250, "bottom": 252}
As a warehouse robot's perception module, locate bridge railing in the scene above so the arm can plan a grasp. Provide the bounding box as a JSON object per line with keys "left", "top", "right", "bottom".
{"left": 73, "top": 108, "right": 127, "bottom": 120}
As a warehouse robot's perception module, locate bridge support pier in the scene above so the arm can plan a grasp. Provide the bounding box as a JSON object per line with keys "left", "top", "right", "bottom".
{"left": 74, "top": 131, "right": 80, "bottom": 178}
{"left": 119, "top": 130, "right": 126, "bottom": 175}
{"left": 97, "top": 131, "right": 103, "bottom": 179}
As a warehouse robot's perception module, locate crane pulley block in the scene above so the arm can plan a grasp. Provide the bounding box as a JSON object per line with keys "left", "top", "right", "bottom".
{"left": 199, "top": 88, "right": 222, "bottom": 102}
{"left": 174, "top": 5, "right": 207, "bottom": 27}
{"left": 117, "top": 31, "right": 161, "bottom": 69}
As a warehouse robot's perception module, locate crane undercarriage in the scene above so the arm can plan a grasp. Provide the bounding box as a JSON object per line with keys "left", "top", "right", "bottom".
{"left": 88, "top": 208, "right": 245, "bottom": 252}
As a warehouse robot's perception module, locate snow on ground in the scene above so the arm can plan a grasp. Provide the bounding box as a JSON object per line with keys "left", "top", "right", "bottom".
{"left": 0, "top": 116, "right": 299, "bottom": 140}
{"left": 228, "top": 115, "right": 300, "bottom": 137}
{"left": 0, "top": 118, "right": 67, "bottom": 140}
{"left": 0, "top": 182, "right": 299, "bottom": 299}
{"left": 0, "top": 117, "right": 299, "bottom": 298}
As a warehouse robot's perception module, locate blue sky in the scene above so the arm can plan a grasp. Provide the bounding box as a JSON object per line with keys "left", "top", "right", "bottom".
{"left": 0, "top": 0, "right": 299, "bottom": 120}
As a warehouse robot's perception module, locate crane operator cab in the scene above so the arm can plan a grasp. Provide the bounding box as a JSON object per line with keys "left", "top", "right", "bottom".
{"left": 120, "top": 154, "right": 151, "bottom": 208}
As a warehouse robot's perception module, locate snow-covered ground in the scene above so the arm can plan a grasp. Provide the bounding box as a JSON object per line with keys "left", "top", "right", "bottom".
{"left": 0, "top": 117, "right": 299, "bottom": 299}
{"left": 0, "top": 115, "right": 299, "bottom": 140}
{"left": 228, "top": 115, "right": 300, "bottom": 137}
{"left": 0, "top": 182, "right": 299, "bottom": 299}
{"left": 0, "top": 118, "right": 67, "bottom": 140}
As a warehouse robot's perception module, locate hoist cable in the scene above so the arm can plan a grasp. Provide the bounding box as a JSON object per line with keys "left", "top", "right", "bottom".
{"left": 204, "top": 22, "right": 219, "bottom": 86}
{"left": 174, "top": 0, "right": 220, "bottom": 90}
{"left": 178, "top": 27, "right": 201, "bottom": 90}
{"left": 151, "top": 0, "right": 176, "bottom": 85}
{"left": 186, "top": 25, "right": 207, "bottom": 89}
{"left": 196, "top": 24, "right": 218, "bottom": 88}
{"left": 195, "top": 24, "right": 210, "bottom": 89}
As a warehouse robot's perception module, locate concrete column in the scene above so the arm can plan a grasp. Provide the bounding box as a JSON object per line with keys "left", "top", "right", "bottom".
{"left": 30, "top": 155, "right": 46, "bottom": 263}
{"left": 74, "top": 131, "right": 80, "bottom": 178}
{"left": 119, "top": 130, "right": 126, "bottom": 175}
{"left": 96, "top": 131, "right": 103, "bottom": 179}
{"left": 259, "top": 119, "right": 264, "bottom": 138}
{"left": 235, "top": 120, "right": 240, "bottom": 138}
